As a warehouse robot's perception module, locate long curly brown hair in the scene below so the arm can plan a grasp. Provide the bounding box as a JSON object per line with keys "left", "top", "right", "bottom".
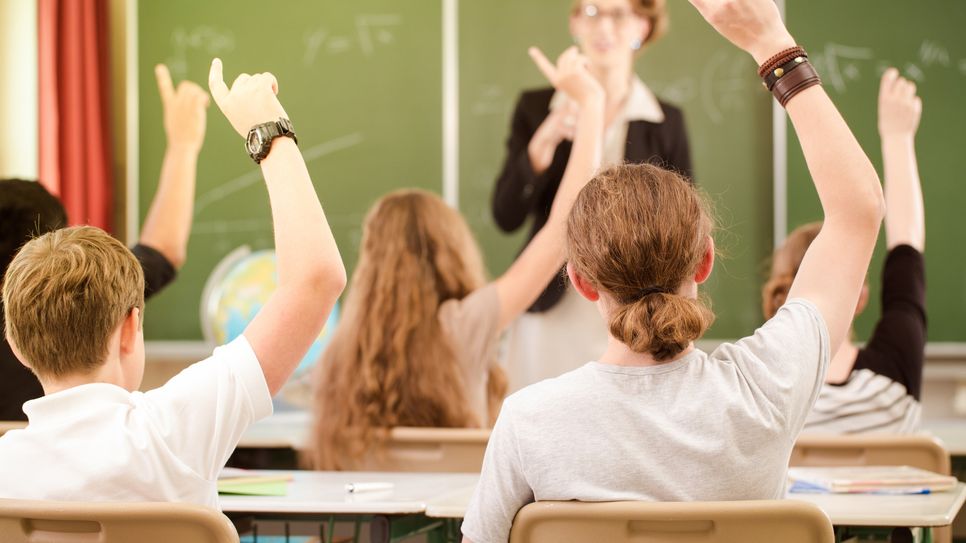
{"left": 306, "top": 189, "right": 507, "bottom": 470}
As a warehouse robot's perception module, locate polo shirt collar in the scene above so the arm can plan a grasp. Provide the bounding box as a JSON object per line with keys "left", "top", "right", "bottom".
{"left": 22, "top": 383, "right": 132, "bottom": 423}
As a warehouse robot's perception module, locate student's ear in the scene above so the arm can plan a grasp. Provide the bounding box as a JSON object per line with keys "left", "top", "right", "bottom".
{"left": 5, "top": 333, "right": 31, "bottom": 371}
{"left": 694, "top": 235, "right": 715, "bottom": 284}
{"left": 119, "top": 308, "right": 142, "bottom": 355}
{"left": 567, "top": 262, "right": 600, "bottom": 302}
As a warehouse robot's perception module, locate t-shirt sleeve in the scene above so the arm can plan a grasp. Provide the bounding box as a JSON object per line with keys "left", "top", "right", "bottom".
{"left": 854, "top": 245, "right": 926, "bottom": 399}
{"left": 461, "top": 398, "right": 534, "bottom": 543}
{"left": 437, "top": 284, "right": 501, "bottom": 376}
{"left": 130, "top": 243, "right": 177, "bottom": 300}
{"left": 142, "top": 336, "right": 273, "bottom": 480}
{"left": 717, "top": 299, "right": 830, "bottom": 435}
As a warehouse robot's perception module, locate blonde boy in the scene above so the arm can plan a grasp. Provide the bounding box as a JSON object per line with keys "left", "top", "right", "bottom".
{"left": 0, "top": 59, "right": 346, "bottom": 506}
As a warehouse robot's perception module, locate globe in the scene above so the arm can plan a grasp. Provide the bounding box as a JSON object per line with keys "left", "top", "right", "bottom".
{"left": 201, "top": 247, "right": 339, "bottom": 379}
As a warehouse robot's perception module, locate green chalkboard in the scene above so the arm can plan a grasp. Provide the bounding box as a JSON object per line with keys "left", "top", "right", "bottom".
{"left": 459, "top": 0, "right": 775, "bottom": 339}
{"left": 138, "top": 0, "right": 442, "bottom": 340}
{"left": 785, "top": 0, "right": 966, "bottom": 342}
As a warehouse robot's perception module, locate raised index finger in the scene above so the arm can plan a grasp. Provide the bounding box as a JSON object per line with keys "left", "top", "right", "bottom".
{"left": 528, "top": 47, "right": 557, "bottom": 83}
{"left": 154, "top": 64, "right": 174, "bottom": 105}
{"left": 208, "top": 58, "right": 230, "bottom": 105}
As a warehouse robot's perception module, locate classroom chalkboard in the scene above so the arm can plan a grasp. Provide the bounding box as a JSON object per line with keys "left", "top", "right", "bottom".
{"left": 138, "top": 1, "right": 777, "bottom": 341}
{"left": 138, "top": 1, "right": 443, "bottom": 340}
{"left": 785, "top": 0, "right": 966, "bottom": 343}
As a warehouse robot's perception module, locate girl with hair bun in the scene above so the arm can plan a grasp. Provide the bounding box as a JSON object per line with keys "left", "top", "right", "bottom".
{"left": 462, "top": 0, "right": 886, "bottom": 540}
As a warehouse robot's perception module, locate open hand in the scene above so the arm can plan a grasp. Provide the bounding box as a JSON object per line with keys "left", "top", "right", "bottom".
{"left": 207, "top": 58, "right": 288, "bottom": 138}
{"left": 688, "top": 0, "right": 796, "bottom": 65}
{"left": 878, "top": 68, "right": 922, "bottom": 139}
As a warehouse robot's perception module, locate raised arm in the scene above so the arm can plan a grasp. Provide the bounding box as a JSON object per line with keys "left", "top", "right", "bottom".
{"left": 878, "top": 68, "right": 924, "bottom": 252}
{"left": 208, "top": 59, "right": 346, "bottom": 395}
{"left": 689, "top": 0, "right": 885, "bottom": 353}
{"left": 138, "top": 65, "right": 208, "bottom": 269}
{"left": 492, "top": 46, "right": 604, "bottom": 330}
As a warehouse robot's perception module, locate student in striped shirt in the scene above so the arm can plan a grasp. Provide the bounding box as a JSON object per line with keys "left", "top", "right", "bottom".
{"left": 763, "top": 68, "right": 926, "bottom": 434}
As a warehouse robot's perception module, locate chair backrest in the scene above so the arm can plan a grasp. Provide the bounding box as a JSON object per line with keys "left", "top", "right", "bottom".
{"left": 508, "top": 500, "right": 834, "bottom": 543}
{"left": 791, "top": 434, "right": 951, "bottom": 475}
{"left": 0, "top": 421, "right": 27, "bottom": 437}
{"left": 357, "top": 427, "right": 490, "bottom": 472}
{"left": 0, "top": 498, "right": 239, "bottom": 543}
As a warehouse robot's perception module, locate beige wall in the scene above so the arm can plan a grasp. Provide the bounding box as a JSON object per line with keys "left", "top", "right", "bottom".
{"left": 0, "top": 0, "right": 38, "bottom": 179}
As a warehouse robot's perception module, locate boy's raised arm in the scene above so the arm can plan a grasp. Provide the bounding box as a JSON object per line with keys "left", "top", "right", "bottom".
{"left": 207, "top": 59, "right": 346, "bottom": 395}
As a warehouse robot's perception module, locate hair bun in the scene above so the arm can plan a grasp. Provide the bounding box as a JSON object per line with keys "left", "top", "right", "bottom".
{"left": 609, "top": 293, "right": 714, "bottom": 360}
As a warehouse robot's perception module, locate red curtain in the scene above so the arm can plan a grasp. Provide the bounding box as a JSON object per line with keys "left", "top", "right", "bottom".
{"left": 38, "top": 0, "right": 114, "bottom": 231}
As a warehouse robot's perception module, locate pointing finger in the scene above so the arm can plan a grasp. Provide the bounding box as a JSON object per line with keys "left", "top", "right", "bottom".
{"left": 208, "top": 58, "right": 229, "bottom": 105}
{"left": 528, "top": 47, "right": 557, "bottom": 83}
{"left": 155, "top": 64, "right": 174, "bottom": 105}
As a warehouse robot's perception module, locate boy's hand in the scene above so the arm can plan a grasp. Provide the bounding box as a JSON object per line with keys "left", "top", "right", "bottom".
{"left": 529, "top": 46, "right": 603, "bottom": 106}
{"left": 688, "top": 0, "right": 796, "bottom": 65}
{"left": 155, "top": 64, "right": 209, "bottom": 152}
{"left": 207, "top": 58, "right": 289, "bottom": 138}
{"left": 878, "top": 68, "right": 922, "bottom": 139}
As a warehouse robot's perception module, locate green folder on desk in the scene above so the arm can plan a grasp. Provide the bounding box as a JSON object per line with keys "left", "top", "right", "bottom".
{"left": 218, "top": 476, "right": 291, "bottom": 496}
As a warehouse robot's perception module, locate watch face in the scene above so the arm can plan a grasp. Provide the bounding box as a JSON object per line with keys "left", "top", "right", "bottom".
{"left": 246, "top": 130, "right": 263, "bottom": 154}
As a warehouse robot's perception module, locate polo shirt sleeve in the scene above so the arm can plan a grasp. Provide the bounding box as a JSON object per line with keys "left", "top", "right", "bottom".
{"left": 142, "top": 336, "right": 273, "bottom": 480}
{"left": 461, "top": 397, "right": 534, "bottom": 543}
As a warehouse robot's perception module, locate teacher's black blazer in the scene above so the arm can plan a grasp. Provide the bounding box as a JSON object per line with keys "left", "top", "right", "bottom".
{"left": 491, "top": 87, "right": 694, "bottom": 312}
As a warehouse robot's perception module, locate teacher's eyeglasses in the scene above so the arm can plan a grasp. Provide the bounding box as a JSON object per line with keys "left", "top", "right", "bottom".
{"left": 576, "top": 4, "right": 638, "bottom": 26}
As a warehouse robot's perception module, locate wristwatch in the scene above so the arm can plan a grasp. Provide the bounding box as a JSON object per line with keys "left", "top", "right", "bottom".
{"left": 246, "top": 118, "right": 298, "bottom": 164}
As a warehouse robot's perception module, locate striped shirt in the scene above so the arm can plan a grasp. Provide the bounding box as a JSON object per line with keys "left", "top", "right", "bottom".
{"left": 804, "top": 245, "right": 926, "bottom": 434}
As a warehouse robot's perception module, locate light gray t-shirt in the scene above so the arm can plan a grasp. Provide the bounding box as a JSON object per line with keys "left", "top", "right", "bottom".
{"left": 461, "top": 299, "right": 829, "bottom": 543}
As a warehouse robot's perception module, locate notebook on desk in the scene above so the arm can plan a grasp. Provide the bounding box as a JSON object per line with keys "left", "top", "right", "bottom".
{"left": 788, "top": 465, "right": 957, "bottom": 494}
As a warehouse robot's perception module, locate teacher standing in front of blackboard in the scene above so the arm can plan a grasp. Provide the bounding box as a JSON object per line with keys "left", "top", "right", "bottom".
{"left": 492, "top": 0, "right": 692, "bottom": 390}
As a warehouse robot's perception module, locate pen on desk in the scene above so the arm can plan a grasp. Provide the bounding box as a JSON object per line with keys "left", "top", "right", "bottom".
{"left": 345, "top": 482, "right": 394, "bottom": 493}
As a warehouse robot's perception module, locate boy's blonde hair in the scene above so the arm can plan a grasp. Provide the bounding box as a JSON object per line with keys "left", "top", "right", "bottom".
{"left": 2, "top": 226, "right": 144, "bottom": 379}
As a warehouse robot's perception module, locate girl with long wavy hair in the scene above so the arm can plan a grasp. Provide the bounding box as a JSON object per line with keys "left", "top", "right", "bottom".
{"left": 307, "top": 46, "right": 606, "bottom": 470}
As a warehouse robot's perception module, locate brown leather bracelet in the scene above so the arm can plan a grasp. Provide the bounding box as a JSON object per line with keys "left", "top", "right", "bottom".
{"left": 772, "top": 61, "right": 822, "bottom": 107}
{"left": 757, "top": 46, "right": 807, "bottom": 77}
{"left": 763, "top": 55, "right": 809, "bottom": 91}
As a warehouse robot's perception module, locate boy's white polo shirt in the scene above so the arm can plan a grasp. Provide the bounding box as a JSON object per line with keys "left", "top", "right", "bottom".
{"left": 0, "top": 336, "right": 272, "bottom": 507}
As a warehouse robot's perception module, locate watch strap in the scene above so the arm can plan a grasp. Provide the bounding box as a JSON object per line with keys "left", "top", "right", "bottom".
{"left": 247, "top": 118, "right": 297, "bottom": 164}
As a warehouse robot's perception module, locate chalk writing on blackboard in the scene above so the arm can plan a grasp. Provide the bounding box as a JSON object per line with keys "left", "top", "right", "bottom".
{"left": 811, "top": 41, "right": 965, "bottom": 93}
{"left": 167, "top": 26, "right": 236, "bottom": 79}
{"left": 303, "top": 14, "right": 402, "bottom": 65}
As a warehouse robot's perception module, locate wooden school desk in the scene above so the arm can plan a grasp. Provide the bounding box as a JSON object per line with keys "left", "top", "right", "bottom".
{"left": 219, "top": 470, "right": 478, "bottom": 542}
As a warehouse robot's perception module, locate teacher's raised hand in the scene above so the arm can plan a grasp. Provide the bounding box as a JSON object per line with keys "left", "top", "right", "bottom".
{"left": 687, "top": 0, "right": 796, "bottom": 65}
{"left": 528, "top": 46, "right": 604, "bottom": 106}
